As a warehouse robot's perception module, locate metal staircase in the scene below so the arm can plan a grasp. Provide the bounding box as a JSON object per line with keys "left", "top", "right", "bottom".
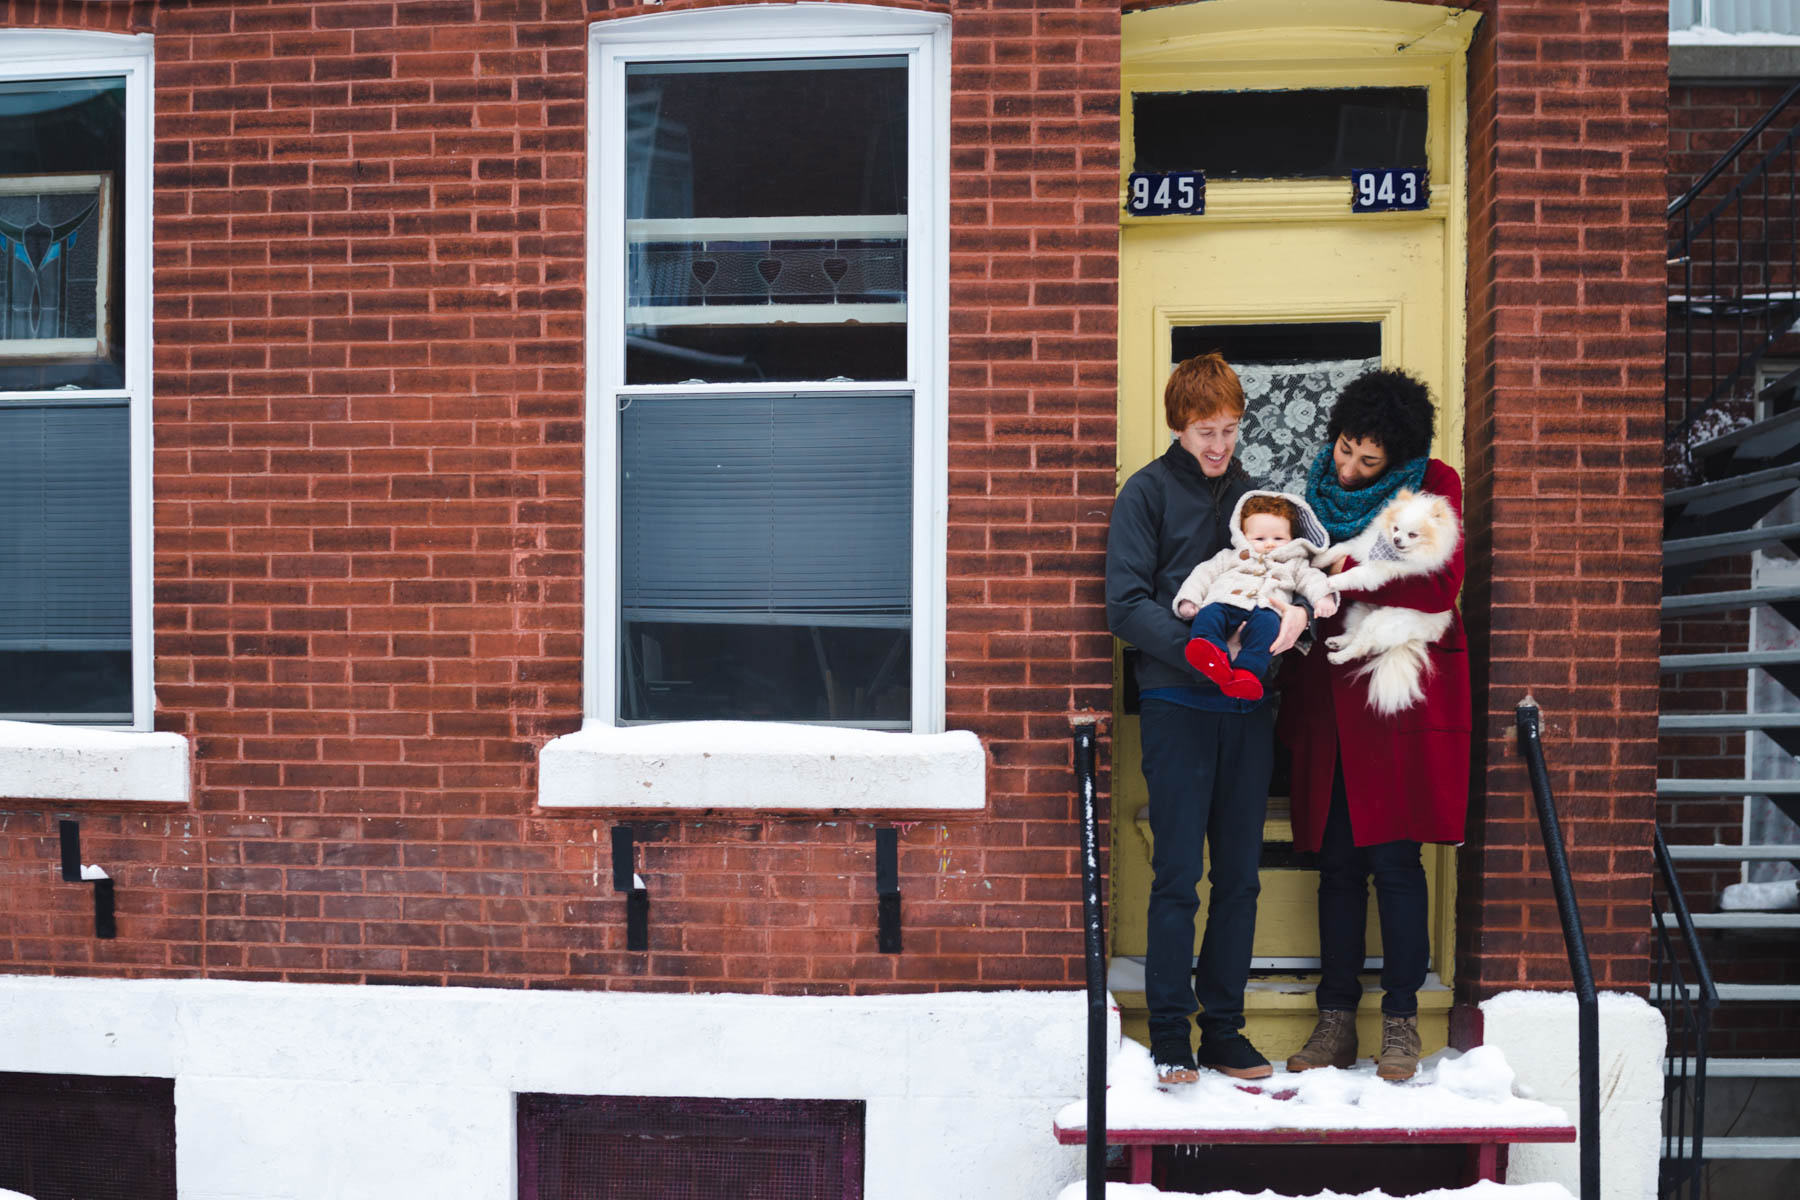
{"left": 1659, "top": 372, "right": 1800, "bottom": 1190}
{"left": 1660, "top": 80, "right": 1800, "bottom": 1197}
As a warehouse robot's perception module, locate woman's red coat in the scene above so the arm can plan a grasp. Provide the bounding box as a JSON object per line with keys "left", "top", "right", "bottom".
{"left": 1278, "top": 458, "right": 1472, "bottom": 851}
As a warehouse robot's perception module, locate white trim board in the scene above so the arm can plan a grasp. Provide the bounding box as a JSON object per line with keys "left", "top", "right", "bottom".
{"left": 538, "top": 720, "right": 984, "bottom": 810}
{"left": 0, "top": 719, "right": 188, "bottom": 804}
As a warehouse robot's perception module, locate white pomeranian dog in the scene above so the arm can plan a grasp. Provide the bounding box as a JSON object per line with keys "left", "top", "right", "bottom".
{"left": 1312, "top": 489, "right": 1461, "bottom": 716}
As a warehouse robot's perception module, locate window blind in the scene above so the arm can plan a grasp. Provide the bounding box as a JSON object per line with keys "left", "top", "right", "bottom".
{"left": 619, "top": 393, "right": 912, "bottom": 618}
{"left": 0, "top": 401, "right": 131, "bottom": 649}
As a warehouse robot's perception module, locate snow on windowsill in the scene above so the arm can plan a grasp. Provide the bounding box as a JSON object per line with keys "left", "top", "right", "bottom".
{"left": 537, "top": 720, "right": 986, "bottom": 811}
{"left": 0, "top": 720, "right": 190, "bottom": 804}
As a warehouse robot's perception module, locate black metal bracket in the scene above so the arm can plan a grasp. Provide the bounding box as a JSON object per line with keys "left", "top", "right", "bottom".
{"left": 611, "top": 825, "right": 649, "bottom": 951}
{"left": 876, "top": 828, "right": 901, "bottom": 954}
{"left": 58, "top": 820, "right": 115, "bottom": 939}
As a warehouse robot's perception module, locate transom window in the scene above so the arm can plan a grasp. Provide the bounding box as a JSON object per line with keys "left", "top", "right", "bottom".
{"left": 0, "top": 34, "right": 152, "bottom": 727}
{"left": 587, "top": 8, "right": 949, "bottom": 732}
{"left": 1133, "top": 87, "right": 1428, "bottom": 180}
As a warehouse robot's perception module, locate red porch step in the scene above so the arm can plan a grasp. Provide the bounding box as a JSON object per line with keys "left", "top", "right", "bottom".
{"left": 1054, "top": 1182, "right": 1576, "bottom": 1200}
{"left": 1053, "top": 1113, "right": 1575, "bottom": 1188}
{"left": 1053, "top": 1044, "right": 1576, "bottom": 1191}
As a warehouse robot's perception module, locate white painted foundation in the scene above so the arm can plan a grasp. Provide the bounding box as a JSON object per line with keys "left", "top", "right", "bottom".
{"left": 0, "top": 975, "right": 1084, "bottom": 1199}
{"left": 1480, "top": 991, "right": 1666, "bottom": 1200}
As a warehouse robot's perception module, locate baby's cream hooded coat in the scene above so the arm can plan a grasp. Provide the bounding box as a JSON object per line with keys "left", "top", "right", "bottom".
{"left": 1172, "top": 490, "right": 1334, "bottom": 616}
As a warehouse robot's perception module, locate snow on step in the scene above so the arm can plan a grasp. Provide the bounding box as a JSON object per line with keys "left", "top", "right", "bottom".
{"left": 1720, "top": 878, "right": 1800, "bottom": 910}
{"left": 1055, "top": 1041, "right": 1572, "bottom": 1138}
{"left": 1054, "top": 1181, "right": 1576, "bottom": 1200}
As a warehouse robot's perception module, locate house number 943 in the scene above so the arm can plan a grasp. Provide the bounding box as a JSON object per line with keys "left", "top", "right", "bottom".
{"left": 1351, "top": 167, "right": 1429, "bottom": 213}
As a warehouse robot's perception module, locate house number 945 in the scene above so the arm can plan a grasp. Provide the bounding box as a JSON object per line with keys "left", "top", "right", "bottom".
{"left": 1126, "top": 171, "right": 1205, "bottom": 216}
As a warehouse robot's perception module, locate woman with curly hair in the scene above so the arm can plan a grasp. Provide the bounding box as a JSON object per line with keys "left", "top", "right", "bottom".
{"left": 1277, "top": 367, "right": 1470, "bottom": 1083}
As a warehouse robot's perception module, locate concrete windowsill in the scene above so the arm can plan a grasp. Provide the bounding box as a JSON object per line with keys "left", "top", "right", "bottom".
{"left": 0, "top": 721, "right": 191, "bottom": 804}
{"left": 537, "top": 721, "right": 986, "bottom": 811}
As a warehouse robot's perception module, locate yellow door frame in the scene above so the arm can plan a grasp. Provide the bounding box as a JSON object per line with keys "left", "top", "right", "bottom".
{"left": 1113, "top": 0, "right": 1480, "bottom": 1056}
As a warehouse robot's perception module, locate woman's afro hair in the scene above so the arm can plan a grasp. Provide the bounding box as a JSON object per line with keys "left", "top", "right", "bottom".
{"left": 1324, "top": 368, "right": 1436, "bottom": 465}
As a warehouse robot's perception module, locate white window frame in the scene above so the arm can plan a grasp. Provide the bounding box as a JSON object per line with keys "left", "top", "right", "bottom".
{"left": 542, "top": 6, "right": 975, "bottom": 812}
{"left": 584, "top": 6, "right": 951, "bottom": 734}
{"left": 0, "top": 31, "right": 185, "bottom": 803}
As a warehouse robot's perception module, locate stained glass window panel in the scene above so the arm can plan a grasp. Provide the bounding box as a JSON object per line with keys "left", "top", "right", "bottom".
{"left": 0, "top": 77, "right": 125, "bottom": 392}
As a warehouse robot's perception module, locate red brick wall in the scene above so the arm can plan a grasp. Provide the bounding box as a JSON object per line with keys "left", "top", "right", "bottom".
{"left": 0, "top": 0, "right": 1671, "bottom": 1004}
{"left": 0, "top": 0, "right": 1120, "bottom": 991}
{"left": 1453, "top": 0, "right": 1667, "bottom": 999}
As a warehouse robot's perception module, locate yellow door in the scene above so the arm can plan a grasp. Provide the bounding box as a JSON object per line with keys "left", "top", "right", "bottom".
{"left": 1111, "top": 0, "right": 1479, "bottom": 1060}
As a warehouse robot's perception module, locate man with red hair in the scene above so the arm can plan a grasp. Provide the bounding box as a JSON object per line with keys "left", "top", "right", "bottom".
{"left": 1105, "top": 352, "right": 1309, "bottom": 1083}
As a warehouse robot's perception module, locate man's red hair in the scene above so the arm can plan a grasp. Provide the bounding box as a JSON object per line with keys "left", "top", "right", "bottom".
{"left": 1165, "top": 352, "right": 1246, "bottom": 431}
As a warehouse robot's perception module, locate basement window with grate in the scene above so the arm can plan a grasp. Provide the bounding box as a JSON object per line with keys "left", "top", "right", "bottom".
{"left": 517, "top": 1094, "right": 865, "bottom": 1200}
{"left": 0, "top": 1071, "right": 176, "bottom": 1200}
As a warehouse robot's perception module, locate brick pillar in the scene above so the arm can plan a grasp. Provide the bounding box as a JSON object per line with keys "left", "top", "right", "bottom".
{"left": 944, "top": 0, "right": 1121, "bottom": 986}
{"left": 1456, "top": 0, "right": 1668, "bottom": 999}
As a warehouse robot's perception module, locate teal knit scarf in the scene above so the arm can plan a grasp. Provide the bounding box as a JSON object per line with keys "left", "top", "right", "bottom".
{"left": 1304, "top": 444, "right": 1429, "bottom": 542}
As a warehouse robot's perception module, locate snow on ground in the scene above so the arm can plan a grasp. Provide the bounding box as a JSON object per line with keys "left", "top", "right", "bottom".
{"left": 1054, "top": 1182, "right": 1575, "bottom": 1200}
{"left": 1057, "top": 1039, "right": 1570, "bottom": 1134}
{"left": 1721, "top": 878, "right": 1800, "bottom": 910}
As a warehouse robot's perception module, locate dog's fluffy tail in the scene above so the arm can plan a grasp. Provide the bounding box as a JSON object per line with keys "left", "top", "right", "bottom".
{"left": 1354, "top": 644, "right": 1434, "bottom": 716}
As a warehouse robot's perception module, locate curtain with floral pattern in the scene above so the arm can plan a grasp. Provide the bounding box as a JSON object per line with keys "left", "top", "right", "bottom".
{"left": 1234, "top": 357, "right": 1382, "bottom": 494}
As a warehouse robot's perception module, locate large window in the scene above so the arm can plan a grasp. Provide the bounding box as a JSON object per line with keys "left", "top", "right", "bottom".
{"left": 0, "top": 34, "right": 151, "bottom": 727}
{"left": 588, "top": 9, "right": 949, "bottom": 732}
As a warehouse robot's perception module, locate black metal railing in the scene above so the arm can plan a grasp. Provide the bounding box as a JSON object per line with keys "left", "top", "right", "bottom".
{"left": 1073, "top": 719, "right": 1106, "bottom": 1200}
{"left": 1652, "top": 825, "right": 1721, "bottom": 1200}
{"left": 1515, "top": 698, "right": 1600, "bottom": 1200}
{"left": 1668, "top": 81, "right": 1800, "bottom": 475}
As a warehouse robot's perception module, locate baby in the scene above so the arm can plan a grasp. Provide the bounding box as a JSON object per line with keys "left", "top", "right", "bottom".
{"left": 1173, "top": 491, "right": 1339, "bottom": 701}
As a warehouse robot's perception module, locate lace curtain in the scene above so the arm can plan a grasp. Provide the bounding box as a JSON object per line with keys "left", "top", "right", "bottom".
{"left": 1234, "top": 356, "right": 1381, "bottom": 494}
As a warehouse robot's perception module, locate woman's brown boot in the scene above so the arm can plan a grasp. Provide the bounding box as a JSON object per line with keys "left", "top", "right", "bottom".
{"left": 1376, "top": 1013, "right": 1421, "bottom": 1081}
{"left": 1284, "top": 1008, "right": 1358, "bottom": 1072}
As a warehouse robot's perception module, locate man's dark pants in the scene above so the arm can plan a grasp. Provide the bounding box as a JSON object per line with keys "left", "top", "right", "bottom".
{"left": 1140, "top": 697, "right": 1272, "bottom": 1045}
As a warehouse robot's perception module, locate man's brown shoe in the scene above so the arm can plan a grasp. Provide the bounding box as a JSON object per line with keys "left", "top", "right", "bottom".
{"left": 1375, "top": 1013, "right": 1421, "bottom": 1082}
{"left": 1285, "top": 1008, "right": 1359, "bottom": 1072}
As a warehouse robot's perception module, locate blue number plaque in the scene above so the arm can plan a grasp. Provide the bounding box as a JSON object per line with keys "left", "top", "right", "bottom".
{"left": 1126, "top": 171, "right": 1205, "bottom": 217}
{"left": 1351, "top": 167, "right": 1429, "bottom": 213}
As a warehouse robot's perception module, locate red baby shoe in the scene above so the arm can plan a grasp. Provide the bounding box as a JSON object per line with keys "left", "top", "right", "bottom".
{"left": 1184, "top": 638, "right": 1232, "bottom": 686}
{"left": 1218, "top": 669, "right": 1265, "bottom": 701}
